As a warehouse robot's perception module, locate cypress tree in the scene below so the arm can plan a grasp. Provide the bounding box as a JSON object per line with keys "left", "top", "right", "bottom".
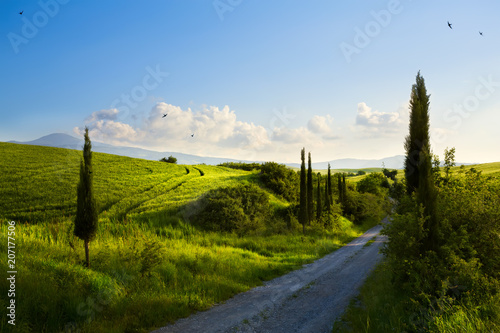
{"left": 74, "top": 127, "right": 98, "bottom": 268}
{"left": 325, "top": 176, "right": 330, "bottom": 212}
{"left": 307, "top": 152, "right": 314, "bottom": 224}
{"left": 299, "top": 148, "right": 307, "bottom": 233}
{"left": 342, "top": 173, "right": 347, "bottom": 205}
{"left": 337, "top": 174, "right": 343, "bottom": 205}
{"left": 316, "top": 173, "right": 322, "bottom": 221}
{"left": 404, "top": 71, "right": 431, "bottom": 195}
{"left": 327, "top": 163, "right": 333, "bottom": 205}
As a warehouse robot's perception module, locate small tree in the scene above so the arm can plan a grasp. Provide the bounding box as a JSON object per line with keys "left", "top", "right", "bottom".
{"left": 443, "top": 147, "right": 456, "bottom": 180}
{"left": 160, "top": 155, "right": 177, "bottom": 164}
{"left": 307, "top": 152, "right": 314, "bottom": 224}
{"left": 299, "top": 148, "right": 307, "bottom": 233}
{"left": 74, "top": 127, "right": 98, "bottom": 268}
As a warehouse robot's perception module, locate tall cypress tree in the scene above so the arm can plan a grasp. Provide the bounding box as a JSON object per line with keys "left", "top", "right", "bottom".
{"left": 316, "top": 173, "right": 322, "bottom": 221}
{"left": 327, "top": 163, "right": 333, "bottom": 205}
{"left": 74, "top": 127, "right": 98, "bottom": 268}
{"left": 307, "top": 152, "right": 314, "bottom": 224}
{"left": 337, "top": 174, "right": 343, "bottom": 205}
{"left": 342, "top": 173, "right": 347, "bottom": 205}
{"left": 325, "top": 176, "right": 330, "bottom": 212}
{"left": 299, "top": 148, "right": 307, "bottom": 233}
{"left": 404, "top": 71, "right": 431, "bottom": 195}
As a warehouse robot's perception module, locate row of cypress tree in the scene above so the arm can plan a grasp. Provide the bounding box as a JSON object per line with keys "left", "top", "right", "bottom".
{"left": 298, "top": 148, "right": 347, "bottom": 232}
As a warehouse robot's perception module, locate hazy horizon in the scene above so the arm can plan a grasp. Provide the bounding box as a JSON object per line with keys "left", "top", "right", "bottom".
{"left": 2, "top": 1, "right": 500, "bottom": 164}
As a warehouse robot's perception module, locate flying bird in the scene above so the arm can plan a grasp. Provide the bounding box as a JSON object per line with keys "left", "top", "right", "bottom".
{"left": 479, "top": 31, "right": 483, "bottom": 36}
{"left": 19, "top": 10, "right": 23, "bottom": 15}
{"left": 191, "top": 133, "right": 194, "bottom": 137}
{"left": 447, "top": 21, "right": 452, "bottom": 29}
{"left": 162, "top": 113, "right": 168, "bottom": 118}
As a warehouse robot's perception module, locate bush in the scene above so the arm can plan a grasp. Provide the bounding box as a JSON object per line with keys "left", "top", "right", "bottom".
{"left": 186, "top": 184, "right": 271, "bottom": 235}
{"left": 382, "top": 170, "right": 500, "bottom": 329}
{"left": 160, "top": 156, "right": 177, "bottom": 164}
{"left": 343, "top": 190, "right": 390, "bottom": 225}
{"left": 217, "top": 162, "right": 261, "bottom": 171}
{"left": 259, "top": 162, "right": 299, "bottom": 202}
{"left": 356, "top": 172, "right": 389, "bottom": 196}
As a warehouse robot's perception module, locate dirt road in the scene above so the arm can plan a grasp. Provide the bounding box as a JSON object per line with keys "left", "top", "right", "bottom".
{"left": 152, "top": 217, "right": 388, "bottom": 333}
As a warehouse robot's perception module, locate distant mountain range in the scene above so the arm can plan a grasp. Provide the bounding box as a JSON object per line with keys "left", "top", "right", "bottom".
{"left": 6, "top": 133, "right": 473, "bottom": 170}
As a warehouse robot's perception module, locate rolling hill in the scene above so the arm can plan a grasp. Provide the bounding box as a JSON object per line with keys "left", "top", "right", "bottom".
{"left": 0, "top": 141, "right": 267, "bottom": 223}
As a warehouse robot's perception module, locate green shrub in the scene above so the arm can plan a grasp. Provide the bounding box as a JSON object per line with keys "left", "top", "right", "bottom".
{"left": 356, "top": 172, "right": 389, "bottom": 196}
{"left": 343, "top": 190, "right": 390, "bottom": 225}
{"left": 187, "top": 184, "right": 271, "bottom": 234}
{"left": 382, "top": 170, "right": 500, "bottom": 329}
{"left": 259, "top": 162, "right": 299, "bottom": 202}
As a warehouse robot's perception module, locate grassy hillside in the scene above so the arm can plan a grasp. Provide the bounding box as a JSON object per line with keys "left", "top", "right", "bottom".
{"left": 0, "top": 142, "right": 263, "bottom": 223}
{"left": 0, "top": 142, "right": 378, "bottom": 332}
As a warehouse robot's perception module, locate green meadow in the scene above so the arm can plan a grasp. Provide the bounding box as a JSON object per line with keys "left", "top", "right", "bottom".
{"left": 0, "top": 142, "right": 380, "bottom": 332}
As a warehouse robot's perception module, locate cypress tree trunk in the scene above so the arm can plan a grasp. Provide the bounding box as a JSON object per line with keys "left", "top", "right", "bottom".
{"left": 84, "top": 240, "right": 90, "bottom": 268}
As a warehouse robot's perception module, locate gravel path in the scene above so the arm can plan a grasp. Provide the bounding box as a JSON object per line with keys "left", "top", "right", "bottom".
{"left": 152, "top": 217, "right": 389, "bottom": 333}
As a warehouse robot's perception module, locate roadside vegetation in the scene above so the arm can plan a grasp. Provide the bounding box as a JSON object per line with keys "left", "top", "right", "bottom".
{"left": 0, "top": 140, "right": 390, "bottom": 332}
{"left": 335, "top": 72, "right": 500, "bottom": 332}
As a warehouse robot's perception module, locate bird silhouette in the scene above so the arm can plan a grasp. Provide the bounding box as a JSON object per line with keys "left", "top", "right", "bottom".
{"left": 447, "top": 21, "right": 452, "bottom": 29}
{"left": 479, "top": 31, "right": 483, "bottom": 36}
{"left": 191, "top": 134, "right": 194, "bottom": 137}
{"left": 162, "top": 113, "right": 168, "bottom": 118}
{"left": 19, "top": 10, "right": 23, "bottom": 15}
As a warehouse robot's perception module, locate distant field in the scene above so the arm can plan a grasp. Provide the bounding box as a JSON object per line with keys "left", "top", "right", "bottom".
{"left": 394, "top": 161, "right": 500, "bottom": 180}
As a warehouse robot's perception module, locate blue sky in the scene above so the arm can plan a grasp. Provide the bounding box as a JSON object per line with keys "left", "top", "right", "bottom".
{"left": 1, "top": 0, "right": 499, "bottom": 163}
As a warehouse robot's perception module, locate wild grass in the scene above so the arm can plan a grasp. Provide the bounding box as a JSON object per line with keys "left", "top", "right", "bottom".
{"left": 333, "top": 261, "right": 500, "bottom": 333}
{"left": 0, "top": 217, "right": 366, "bottom": 333}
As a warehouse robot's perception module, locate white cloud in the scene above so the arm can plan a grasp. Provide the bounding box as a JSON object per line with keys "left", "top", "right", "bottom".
{"left": 85, "top": 108, "right": 119, "bottom": 122}
{"left": 77, "top": 103, "right": 275, "bottom": 158}
{"left": 354, "top": 102, "right": 405, "bottom": 136}
{"left": 356, "top": 102, "right": 401, "bottom": 127}
{"left": 307, "top": 115, "right": 334, "bottom": 134}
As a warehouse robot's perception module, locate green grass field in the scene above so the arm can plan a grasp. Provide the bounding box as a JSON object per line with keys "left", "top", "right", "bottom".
{"left": 0, "top": 142, "right": 374, "bottom": 332}
{"left": 393, "top": 162, "right": 500, "bottom": 181}
{"left": 0, "top": 142, "right": 260, "bottom": 224}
